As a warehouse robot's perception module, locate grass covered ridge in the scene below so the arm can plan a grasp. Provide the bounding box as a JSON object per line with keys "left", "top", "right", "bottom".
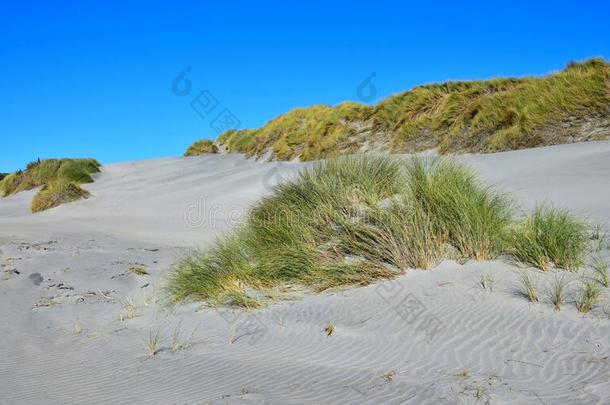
{"left": 0, "top": 158, "right": 100, "bottom": 212}
{"left": 168, "top": 155, "right": 593, "bottom": 307}
{"left": 187, "top": 58, "right": 610, "bottom": 161}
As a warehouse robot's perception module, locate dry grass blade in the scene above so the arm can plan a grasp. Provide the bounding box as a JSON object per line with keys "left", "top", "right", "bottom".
{"left": 128, "top": 266, "right": 149, "bottom": 276}
{"left": 324, "top": 323, "right": 335, "bottom": 337}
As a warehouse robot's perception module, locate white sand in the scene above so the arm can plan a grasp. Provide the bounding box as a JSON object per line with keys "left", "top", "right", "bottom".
{"left": 1, "top": 142, "right": 609, "bottom": 404}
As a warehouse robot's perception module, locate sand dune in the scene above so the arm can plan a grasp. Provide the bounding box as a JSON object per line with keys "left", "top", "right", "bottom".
{"left": 1, "top": 142, "right": 609, "bottom": 404}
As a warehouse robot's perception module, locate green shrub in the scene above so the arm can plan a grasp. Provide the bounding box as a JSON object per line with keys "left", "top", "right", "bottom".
{"left": 511, "top": 205, "right": 589, "bottom": 270}
{"left": 184, "top": 139, "right": 219, "bottom": 156}
{"left": 31, "top": 181, "right": 91, "bottom": 213}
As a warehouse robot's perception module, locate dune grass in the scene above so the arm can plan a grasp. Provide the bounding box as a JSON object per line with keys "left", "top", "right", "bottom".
{"left": 166, "top": 230, "right": 259, "bottom": 306}
{"left": 0, "top": 158, "right": 100, "bottom": 212}
{"left": 576, "top": 280, "right": 601, "bottom": 313}
{"left": 168, "top": 156, "right": 406, "bottom": 304}
{"left": 213, "top": 102, "right": 367, "bottom": 160}
{"left": 518, "top": 270, "right": 539, "bottom": 302}
{"left": 510, "top": 205, "right": 589, "bottom": 271}
{"left": 184, "top": 139, "right": 218, "bottom": 156}
{"left": 590, "top": 256, "right": 609, "bottom": 287}
{"left": 405, "top": 158, "right": 513, "bottom": 260}
{"left": 30, "top": 180, "right": 92, "bottom": 212}
{"left": 548, "top": 274, "right": 570, "bottom": 311}
{"left": 0, "top": 158, "right": 100, "bottom": 197}
{"left": 143, "top": 327, "right": 164, "bottom": 357}
{"left": 168, "top": 155, "right": 525, "bottom": 306}
{"left": 188, "top": 58, "right": 610, "bottom": 161}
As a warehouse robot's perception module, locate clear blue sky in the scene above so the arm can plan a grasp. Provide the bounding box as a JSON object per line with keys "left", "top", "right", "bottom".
{"left": 1, "top": 1, "right": 609, "bottom": 172}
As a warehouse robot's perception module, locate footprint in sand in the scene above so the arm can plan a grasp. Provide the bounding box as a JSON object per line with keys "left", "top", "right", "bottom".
{"left": 29, "top": 273, "right": 43, "bottom": 286}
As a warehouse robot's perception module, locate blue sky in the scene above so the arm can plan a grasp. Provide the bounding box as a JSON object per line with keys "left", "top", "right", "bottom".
{"left": 1, "top": 1, "right": 609, "bottom": 172}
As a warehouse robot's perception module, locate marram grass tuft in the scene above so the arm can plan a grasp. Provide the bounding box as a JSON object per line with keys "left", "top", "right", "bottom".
{"left": 167, "top": 155, "right": 554, "bottom": 307}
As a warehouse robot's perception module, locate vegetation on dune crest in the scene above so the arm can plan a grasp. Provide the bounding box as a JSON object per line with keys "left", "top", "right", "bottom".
{"left": 186, "top": 58, "right": 610, "bottom": 161}
{"left": 167, "top": 155, "right": 527, "bottom": 306}
{"left": 184, "top": 139, "right": 218, "bottom": 156}
{"left": 0, "top": 158, "right": 100, "bottom": 197}
{"left": 0, "top": 158, "right": 100, "bottom": 212}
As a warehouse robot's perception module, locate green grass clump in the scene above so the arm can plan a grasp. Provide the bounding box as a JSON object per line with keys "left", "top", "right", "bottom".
{"left": 168, "top": 155, "right": 520, "bottom": 306}
{"left": 168, "top": 156, "right": 406, "bottom": 305}
{"left": 339, "top": 202, "right": 444, "bottom": 270}
{"left": 184, "top": 139, "right": 218, "bottom": 156}
{"left": 0, "top": 158, "right": 100, "bottom": 197}
{"left": 518, "top": 270, "right": 539, "bottom": 302}
{"left": 168, "top": 155, "right": 597, "bottom": 306}
{"left": 212, "top": 102, "right": 367, "bottom": 161}
{"left": 0, "top": 158, "right": 100, "bottom": 212}
{"left": 405, "top": 158, "right": 513, "bottom": 260}
{"left": 511, "top": 205, "right": 589, "bottom": 271}
{"left": 166, "top": 230, "right": 259, "bottom": 306}
{"left": 30, "top": 180, "right": 91, "bottom": 212}
{"left": 204, "top": 58, "right": 610, "bottom": 161}
{"left": 217, "top": 129, "right": 258, "bottom": 153}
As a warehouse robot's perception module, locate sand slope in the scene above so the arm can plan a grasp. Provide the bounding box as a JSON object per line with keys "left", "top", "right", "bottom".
{"left": 1, "top": 142, "right": 609, "bottom": 404}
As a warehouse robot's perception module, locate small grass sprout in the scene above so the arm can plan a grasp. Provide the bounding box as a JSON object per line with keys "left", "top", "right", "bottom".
{"left": 590, "top": 256, "right": 609, "bottom": 288}
{"left": 548, "top": 274, "right": 570, "bottom": 311}
{"left": 518, "top": 270, "right": 539, "bottom": 303}
{"left": 118, "top": 294, "right": 139, "bottom": 322}
{"left": 576, "top": 280, "right": 601, "bottom": 313}
{"left": 171, "top": 321, "right": 197, "bottom": 352}
{"left": 143, "top": 327, "right": 164, "bottom": 357}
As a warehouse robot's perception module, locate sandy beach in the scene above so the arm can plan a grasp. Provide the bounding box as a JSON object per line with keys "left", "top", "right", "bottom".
{"left": 1, "top": 141, "right": 609, "bottom": 404}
